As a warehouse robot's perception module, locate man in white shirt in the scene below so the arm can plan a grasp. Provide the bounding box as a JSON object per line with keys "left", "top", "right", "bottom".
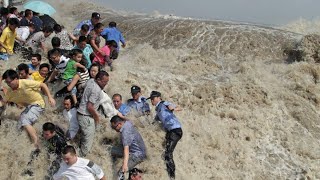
{"left": 16, "top": 24, "right": 35, "bottom": 43}
{"left": 53, "top": 145, "right": 106, "bottom": 180}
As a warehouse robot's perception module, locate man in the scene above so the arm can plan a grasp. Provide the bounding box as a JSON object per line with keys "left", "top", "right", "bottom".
{"left": 101, "top": 21, "right": 126, "bottom": 60}
{"left": 17, "top": 63, "right": 31, "bottom": 79}
{"left": 20, "top": 9, "right": 33, "bottom": 27}
{"left": 127, "top": 85, "right": 150, "bottom": 116}
{"left": 1, "top": 69, "right": 55, "bottom": 148}
{"left": 53, "top": 145, "right": 106, "bottom": 180}
{"left": 42, "top": 122, "right": 68, "bottom": 177}
{"left": 128, "top": 168, "right": 143, "bottom": 180}
{"left": 47, "top": 48, "right": 69, "bottom": 83}
{"left": 112, "top": 93, "right": 130, "bottom": 116}
{"left": 77, "top": 71, "right": 110, "bottom": 156}
{"left": 16, "top": 23, "right": 35, "bottom": 45}
{"left": 110, "top": 115, "right": 146, "bottom": 177}
{"left": 148, "top": 91, "right": 182, "bottom": 179}
{"left": 0, "top": 18, "right": 20, "bottom": 61}
{"left": 26, "top": 26, "right": 53, "bottom": 53}
{"left": 73, "top": 12, "right": 101, "bottom": 34}
{"left": 47, "top": 37, "right": 70, "bottom": 70}
{"left": 28, "top": 53, "right": 41, "bottom": 74}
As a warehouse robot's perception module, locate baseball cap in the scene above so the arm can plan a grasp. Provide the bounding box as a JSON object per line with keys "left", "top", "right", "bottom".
{"left": 92, "top": 12, "right": 101, "bottom": 19}
{"left": 147, "top": 91, "right": 161, "bottom": 100}
{"left": 131, "top": 85, "right": 141, "bottom": 94}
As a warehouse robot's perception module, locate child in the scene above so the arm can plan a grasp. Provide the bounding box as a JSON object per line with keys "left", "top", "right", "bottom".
{"left": 47, "top": 48, "right": 70, "bottom": 83}
{"left": 62, "top": 49, "right": 86, "bottom": 104}
{"left": 31, "top": 63, "right": 50, "bottom": 83}
{"left": 28, "top": 53, "right": 41, "bottom": 74}
{"left": 93, "top": 40, "right": 118, "bottom": 71}
{"left": 62, "top": 95, "right": 79, "bottom": 140}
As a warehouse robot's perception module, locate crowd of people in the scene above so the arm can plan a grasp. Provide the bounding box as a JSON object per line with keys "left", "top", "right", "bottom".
{"left": 0, "top": 6, "right": 183, "bottom": 180}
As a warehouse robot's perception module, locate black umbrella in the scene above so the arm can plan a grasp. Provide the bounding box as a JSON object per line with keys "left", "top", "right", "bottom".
{"left": 39, "top": 14, "right": 57, "bottom": 28}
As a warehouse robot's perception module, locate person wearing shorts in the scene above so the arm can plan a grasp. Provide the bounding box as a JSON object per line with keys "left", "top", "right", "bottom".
{"left": 1, "top": 69, "right": 55, "bottom": 148}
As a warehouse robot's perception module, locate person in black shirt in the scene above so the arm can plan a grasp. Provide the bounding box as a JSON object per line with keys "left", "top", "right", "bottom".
{"left": 42, "top": 122, "right": 67, "bottom": 178}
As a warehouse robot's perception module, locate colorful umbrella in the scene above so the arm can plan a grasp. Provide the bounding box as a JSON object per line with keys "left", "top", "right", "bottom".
{"left": 23, "top": 1, "right": 56, "bottom": 15}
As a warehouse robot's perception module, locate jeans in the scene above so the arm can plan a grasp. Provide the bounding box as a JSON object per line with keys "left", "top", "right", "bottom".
{"left": 165, "top": 128, "right": 183, "bottom": 178}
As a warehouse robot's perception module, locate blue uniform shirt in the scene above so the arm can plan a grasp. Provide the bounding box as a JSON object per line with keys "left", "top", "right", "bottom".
{"left": 120, "top": 121, "right": 146, "bottom": 158}
{"left": 155, "top": 101, "right": 182, "bottom": 131}
{"left": 118, "top": 103, "right": 131, "bottom": 116}
{"left": 101, "top": 27, "right": 125, "bottom": 50}
{"left": 127, "top": 96, "right": 150, "bottom": 115}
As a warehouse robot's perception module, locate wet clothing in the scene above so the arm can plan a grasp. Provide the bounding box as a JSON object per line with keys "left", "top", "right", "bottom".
{"left": 165, "top": 128, "right": 183, "bottom": 178}
{"left": 44, "top": 133, "right": 67, "bottom": 155}
{"left": 0, "top": 26, "right": 17, "bottom": 54}
{"left": 26, "top": 31, "right": 46, "bottom": 53}
{"left": 101, "top": 27, "right": 125, "bottom": 51}
{"left": 155, "top": 101, "right": 182, "bottom": 131}
{"left": 118, "top": 104, "right": 131, "bottom": 116}
{"left": 53, "top": 157, "right": 105, "bottom": 180}
{"left": 127, "top": 96, "right": 150, "bottom": 116}
{"left": 74, "top": 19, "right": 94, "bottom": 34}
{"left": 16, "top": 26, "right": 31, "bottom": 42}
{"left": 63, "top": 108, "right": 79, "bottom": 139}
{"left": 121, "top": 121, "right": 146, "bottom": 159}
{"left": 155, "top": 101, "right": 183, "bottom": 178}
{"left": 31, "top": 71, "right": 46, "bottom": 82}
{"left": 77, "top": 79, "right": 102, "bottom": 156}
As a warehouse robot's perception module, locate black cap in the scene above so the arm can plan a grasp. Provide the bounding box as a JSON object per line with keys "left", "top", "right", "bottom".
{"left": 147, "top": 91, "right": 161, "bottom": 100}
{"left": 131, "top": 85, "right": 141, "bottom": 94}
{"left": 92, "top": 12, "right": 101, "bottom": 19}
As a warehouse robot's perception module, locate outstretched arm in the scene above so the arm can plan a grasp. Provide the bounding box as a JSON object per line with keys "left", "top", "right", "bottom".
{"left": 40, "top": 83, "right": 56, "bottom": 107}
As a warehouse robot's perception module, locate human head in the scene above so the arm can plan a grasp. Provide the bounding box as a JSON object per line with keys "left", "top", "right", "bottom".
{"left": 89, "top": 63, "right": 101, "bottom": 78}
{"left": 0, "top": 7, "right": 9, "bottom": 17}
{"left": 109, "top": 21, "right": 116, "bottom": 28}
{"left": 94, "top": 22, "right": 104, "bottom": 34}
{"left": 131, "top": 85, "right": 141, "bottom": 100}
{"left": 106, "top": 40, "right": 118, "bottom": 52}
{"left": 70, "top": 49, "right": 83, "bottom": 62}
{"left": 147, "top": 91, "right": 162, "bottom": 106}
{"left": 110, "top": 115, "right": 125, "bottom": 132}
{"left": 80, "top": 24, "right": 89, "bottom": 35}
{"left": 50, "top": 48, "right": 62, "bottom": 64}
{"left": 95, "top": 70, "right": 109, "bottom": 89}
{"left": 51, "top": 37, "right": 61, "bottom": 48}
{"left": 42, "top": 26, "right": 53, "bottom": 37}
{"left": 78, "top": 36, "right": 87, "bottom": 49}
{"left": 28, "top": 23, "right": 35, "bottom": 33}
{"left": 39, "top": 63, "right": 50, "bottom": 78}
{"left": 112, "top": 93, "right": 123, "bottom": 110}
{"left": 31, "top": 53, "right": 41, "bottom": 67}
{"left": 42, "top": 122, "right": 56, "bottom": 140}
{"left": 62, "top": 145, "right": 77, "bottom": 166}
{"left": 53, "top": 23, "right": 62, "bottom": 33}
{"left": 9, "top": 7, "right": 18, "bottom": 15}
{"left": 91, "top": 12, "right": 101, "bottom": 25}
{"left": 129, "top": 168, "right": 143, "bottom": 180}
{"left": 17, "top": 63, "right": 29, "bottom": 79}
{"left": 63, "top": 95, "right": 74, "bottom": 111}
{"left": 8, "top": 18, "right": 20, "bottom": 31}
{"left": 24, "top": 9, "right": 33, "bottom": 19}
{"left": 2, "top": 69, "right": 19, "bottom": 90}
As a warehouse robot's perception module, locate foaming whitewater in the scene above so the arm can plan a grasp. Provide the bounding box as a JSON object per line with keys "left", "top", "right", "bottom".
{"left": 0, "top": 0, "right": 320, "bottom": 179}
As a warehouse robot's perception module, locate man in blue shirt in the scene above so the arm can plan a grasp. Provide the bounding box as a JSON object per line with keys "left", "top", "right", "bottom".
{"left": 127, "top": 85, "right": 150, "bottom": 116}
{"left": 112, "top": 93, "right": 130, "bottom": 116}
{"left": 101, "top": 21, "right": 126, "bottom": 59}
{"left": 74, "top": 12, "right": 101, "bottom": 35}
{"left": 110, "top": 115, "right": 146, "bottom": 179}
{"left": 148, "top": 91, "right": 183, "bottom": 179}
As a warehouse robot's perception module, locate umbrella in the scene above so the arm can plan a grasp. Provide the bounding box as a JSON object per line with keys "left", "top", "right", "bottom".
{"left": 23, "top": 1, "right": 56, "bottom": 15}
{"left": 39, "top": 14, "right": 57, "bottom": 28}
